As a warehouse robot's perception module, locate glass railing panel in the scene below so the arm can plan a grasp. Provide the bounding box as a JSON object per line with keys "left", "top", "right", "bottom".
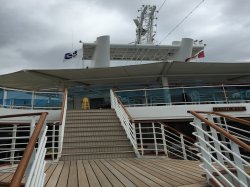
{"left": 34, "top": 93, "right": 62, "bottom": 108}
{"left": 169, "top": 88, "right": 184, "bottom": 104}
{"left": 6, "top": 90, "right": 32, "bottom": 107}
{"left": 146, "top": 88, "right": 171, "bottom": 105}
{"left": 224, "top": 85, "right": 250, "bottom": 102}
{"left": 184, "top": 86, "right": 226, "bottom": 104}
{"left": 116, "top": 90, "right": 145, "bottom": 106}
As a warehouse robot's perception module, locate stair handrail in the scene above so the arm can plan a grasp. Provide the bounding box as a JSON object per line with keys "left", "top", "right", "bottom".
{"left": 0, "top": 112, "right": 48, "bottom": 187}
{"left": 59, "top": 88, "right": 68, "bottom": 125}
{"left": 189, "top": 110, "right": 250, "bottom": 187}
{"left": 188, "top": 111, "right": 250, "bottom": 153}
{"left": 111, "top": 89, "right": 134, "bottom": 122}
{"left": 110, "top": 89, "right": 139, "bottom": 156}
{"left": 194, "top": 110, "right": 250, "bottom": 127}
{"left": 57, "top": 88, "right": 68, "bottom": 160}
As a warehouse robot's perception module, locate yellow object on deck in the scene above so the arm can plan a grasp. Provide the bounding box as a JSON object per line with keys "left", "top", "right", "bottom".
{"left": 82, "top": 97, "right": 90, "bottom": 110}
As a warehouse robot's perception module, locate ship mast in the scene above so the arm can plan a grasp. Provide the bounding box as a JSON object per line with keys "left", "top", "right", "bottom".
{"left": 134, "top": 5, "right": 158, "bottom": 44}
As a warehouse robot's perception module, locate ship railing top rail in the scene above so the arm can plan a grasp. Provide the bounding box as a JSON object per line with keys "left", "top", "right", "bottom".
{"left": 189, "top": 110, "right": 250, "bottom": 187}
{"left": 0, "top": 112, "right": 48, "bottom": 187}
{"left": 115, "top": 84, "right": 250, "bottom": 107}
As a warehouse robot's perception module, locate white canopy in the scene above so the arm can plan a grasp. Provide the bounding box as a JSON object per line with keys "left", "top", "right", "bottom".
{"left": 0, "top": 61, "right": 250, "bottom": 91}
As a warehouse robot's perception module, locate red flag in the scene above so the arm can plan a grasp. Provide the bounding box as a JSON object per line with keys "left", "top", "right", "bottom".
{"left": 198, "top": 50, "right": 205, "bottom": 58}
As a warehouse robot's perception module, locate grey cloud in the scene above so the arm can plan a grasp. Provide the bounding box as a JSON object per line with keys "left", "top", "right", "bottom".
{"left": 0, "top": 0, "right": 250, "bottom": 75}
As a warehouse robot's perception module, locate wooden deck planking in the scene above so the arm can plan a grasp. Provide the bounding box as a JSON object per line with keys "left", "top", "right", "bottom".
{"left": 46, "top": 162, "right": 64, "bottom": 187}
{"left": 101, "top": 160, "right": 136, "bottom": 187}
{"left": 94, "top": 160, "right": 124, "bottom": 187}
{"left": 0, "top": 158, "right": 207, "bottom": 187}
{"left": 126, "top": 159, "right": 182, "bottom": 186}
{"left": 152, "top": 159, "right": 204, "bottom": 178}
{"left": 113, "top": 159, "right": 159, "bottom": 186}
{"left": 68, "top": 161, "right": 78, "bottom": 187}
{"left": 55, "top": 161, "right": 70, "bottom": 187}
{"left": 83, "top": 160, "right": 101, "bottom": 187}
{"left": 118, "top": 159, "right": 170, "bottom": 186}
{"left": 151, "top": 159, "right": 204, "bottom": 182}
{"left": 89, "top": 160, "right": 112, "bottom": 187}
{"left": 129, "top": 158, "right": 193, "bottom": 185}
{"left": 77, "top": 160, "right": 89, "bottom": 187}
{"left": 106, "top": 159, "right": 148, "bottom": 187}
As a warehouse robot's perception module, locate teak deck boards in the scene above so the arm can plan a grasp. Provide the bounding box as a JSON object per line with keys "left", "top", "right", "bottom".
{"left": 44, "top": 158, "right": 208, "bottom": 187}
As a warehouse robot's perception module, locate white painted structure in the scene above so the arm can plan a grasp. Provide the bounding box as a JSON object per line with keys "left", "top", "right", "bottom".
{"left": 127, "top": 103, "right": 250, "bottom": 120}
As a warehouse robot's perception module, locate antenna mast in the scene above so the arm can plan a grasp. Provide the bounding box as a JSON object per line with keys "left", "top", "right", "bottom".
{"left": 134, "top": 5, "right": 158, "bottom": 44}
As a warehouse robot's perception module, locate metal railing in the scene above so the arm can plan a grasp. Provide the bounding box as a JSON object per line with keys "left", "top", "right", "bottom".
{"left": 135, "top": 121, "right": 198, "bottom": 160}
{"left": 0, "top": 86, "right": 63, "bottom": 110}
{"left": 0, "top": 123, "right": 60, "bottom": 164}
{"left": 0, "top": 112, "right": 48, "bottom": 187}
{"left": 189, "top": 111, "right": 250, "bottom": 187}
{"left": 115, "top": 84, "right": 250, "bottom": 107}
{"left": 110, "top": 89, "right": 139, "bottom": 156}
{"left": 57, "top": 88, "right": 68, "bottom": 160}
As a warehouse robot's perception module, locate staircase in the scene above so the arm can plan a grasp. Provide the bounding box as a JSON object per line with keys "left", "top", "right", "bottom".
{"left": 60, "top": 109, "right": 135, "bottom": 160}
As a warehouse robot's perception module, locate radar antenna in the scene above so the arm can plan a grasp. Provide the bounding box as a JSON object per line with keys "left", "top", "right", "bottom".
{"left": 134, "top": 5, "right": 158, "bottom": 44}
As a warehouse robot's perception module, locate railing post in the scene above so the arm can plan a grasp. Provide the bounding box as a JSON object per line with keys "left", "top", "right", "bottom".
{"left": 207, "top": 115, "right": 224, "bottom": 164}
{"left": 30, "top": 116, "right": 36, "bottom": 136}
{"left": 138, "top": 123, "right": 144, "bottom": 156}
{"left": 58, "top": 125, "right": 62, "bottom": 160}
{"left": 180, "top": 134, "right": 187, "bottom": 160}
{"left": 10, "top": 124, "right": 17, "bottom": 165}
{"left": 194, "top": 117, "right": 212, "bottom": 178}
{"left": 152, "top": 122, "right": 158, "bottom": 156}
{"left": 52, "top": 124, "right": 56, "bottom": 161}
{"left": 31, "top": 91, "right": 35, "bottom": 110}
{"left": 144, "top": 89, "right": 148, "bottom": 106}
{"left": 161, "top": 124, "right": 168, "bottom": 157}
{"left": 132, "top": 122, "right": 139, "bottom": 156}
{"left": 222, "top": 84, "right": 228, "bottom": 103}
{"left": 110, "top": 90, "right": 114, "bottom": 108}
{"left": 230, "top": 141, "right": 248, "bottom": 187}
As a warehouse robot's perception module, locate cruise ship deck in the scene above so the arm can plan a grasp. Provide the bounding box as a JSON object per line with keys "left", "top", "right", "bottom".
{"left": 0, "top": 158, "right": 207, "bottom": 187}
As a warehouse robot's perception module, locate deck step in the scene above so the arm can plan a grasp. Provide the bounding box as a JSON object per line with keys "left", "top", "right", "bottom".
{"left": 66, "top": 119, "right": 120, "bottom": 123}
{"left": 64, "top": 130, "right": 126, "bottom": 137}
{"left": 64, "top": 126, "right": 124, "bottom": 131}
{"left": 63, "top": 139, "right": 131, "bottom": 147}
{"left": 62, "top": 145, "right": 133, "bottom": 154}
{"left": 63, "top": 135, "right": 128, "bottom": 142}
{"left": 60, "top": 151, "right": 135, "bottom": 161}
{"left": 65, "top": 122, "right": 121, "bottom": 127}
{"left": 67, "top": 109, "right": 115, "bottom": 113}
{"left": 61, "top": 109, "right": 135, "bottom": 161}
{"left": 66, "top": 116, "right": 118, "bottom": 120}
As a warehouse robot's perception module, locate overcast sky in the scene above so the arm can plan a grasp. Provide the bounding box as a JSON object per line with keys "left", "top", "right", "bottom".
{"left": 0, "top": 0, "right": 250, "bottom": 75}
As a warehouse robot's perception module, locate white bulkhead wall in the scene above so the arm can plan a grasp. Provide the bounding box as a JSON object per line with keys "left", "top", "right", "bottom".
{"left": 173, "top": 38, "right": 194, "bottom": 61}
{"left": 92, "top": 35, "right": 110, "bottom": 68}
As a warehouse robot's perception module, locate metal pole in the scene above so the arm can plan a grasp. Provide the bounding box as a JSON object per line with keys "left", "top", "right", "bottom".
{"left": 161, "top": 124, "right": 168, "bottom": 157}
{"left": 180, "top": 134, "right": 187, "bottom": 160}
{"left": 139, "top": 123, "right": 144, "bottom": 156}
{"left": 11, "top": 125, "right": 17, "bottom": 165}
{"left": 52, "top": 125, "right": 55, "bottom": 161}
{"left": 222, "top": 84, "right": 228, "bottom": 103}
{"left": 152, "top": 122, "right": 158, "bottom": 156}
